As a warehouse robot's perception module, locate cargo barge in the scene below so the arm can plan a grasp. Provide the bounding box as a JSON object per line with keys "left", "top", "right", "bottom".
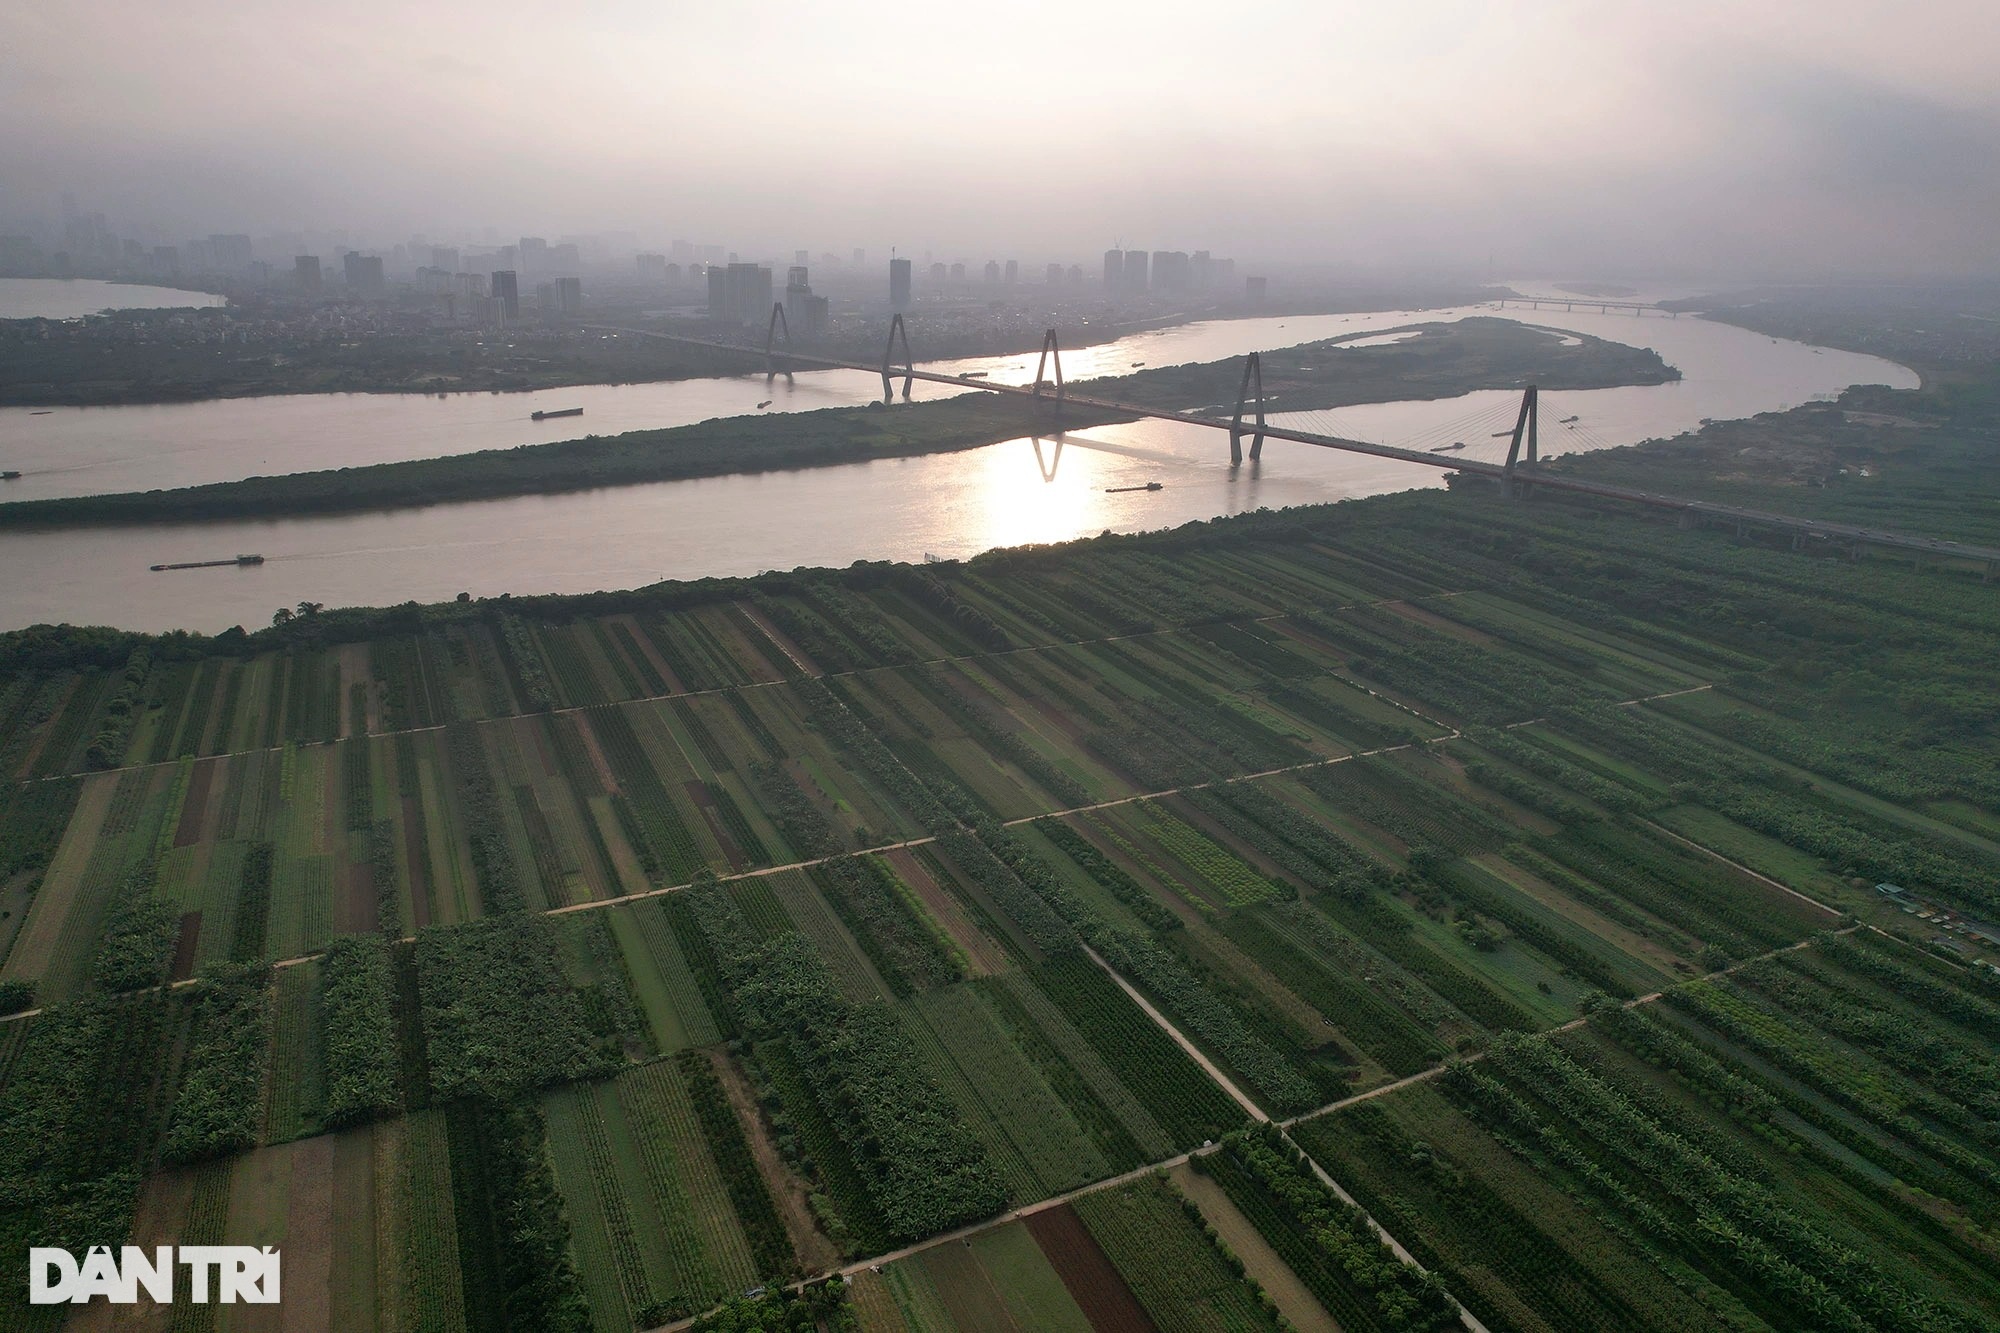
{"left": 150, "top": 554, "right": 265, "bottom": 572}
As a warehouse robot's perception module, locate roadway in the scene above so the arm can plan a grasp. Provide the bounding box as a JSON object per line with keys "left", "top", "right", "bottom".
{"left": 588, "top": 323, "right": 2000, "bottom": 572}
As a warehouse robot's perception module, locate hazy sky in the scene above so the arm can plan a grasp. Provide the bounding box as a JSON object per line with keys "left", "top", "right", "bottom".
{"left": 5, "top": 0, "right": 1997, "bottom": 277}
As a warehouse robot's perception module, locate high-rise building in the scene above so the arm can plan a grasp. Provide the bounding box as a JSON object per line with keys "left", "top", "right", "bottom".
{"left": 711, "top": 262, "right": 772, "bottom": 324}
{"left": 492, "top": 269, "right": 520, "bottom": 319}
{"left": 929, "top": 262, "right": 947, "bottom": 283}
{"left": 556, "top": 276, "right": 583, "bottom": 315}
{"left": 1004, "top": 259, "right": 1018, "bottom": 285}
{"left": 1245, "top": 275, "right": 1267, "bottom": 306}
{"left": 549, "top": 242, "right": 579, "bottom": 272}
{"left": 1102, "top": 248, "right": 1123, "bottom": 289}
{"left": 1191, "top": 250, "right": 1213, "bottom": 290}
{"left": 343, "top": 252, "right": 385, "bottom": 298}
{"left": 431, "top": 246, "right": 460, "bottom": 272}
{"left": 950, "top": 262, "right": 965, "bottom": 283}
{"left": 294, "top": 255, "right": 322, "bottom": 293}
{"left": 1152, "top": 250, "right": 1190, "bottom": 294}
{"left": 889, "top": 257, "right": 911, "bottom": 311}
{"left": 664, "top": 262, "right": 682, "bottom": 284}
{"left": 1045, "top": 263, "right": 1063, "bottom": 285}
{"left": 1068, "top": 264, "right": 1083, "bottom": 286}
{"left": 209, "top": 234, "right": 254, "bottom": 270}
{"left": 795, "top": 249, "right": 809, "bottom": 266}
{"left": 671, "top": 239, "right": 694, "bottom": 262}
{"left": 152, "top": 245, "right": 178, "bottom": 275}
{"left": 637, "top": 253, "right": 667, "bottom": 279}
{"left": 786, "top": 266, "right": 813, "bottom": 327}
{"left": 1122, "top": 250, "right": 1149, "bottom": 292}
{"left": 983, "top": 260, "right": 1000, "bottom": 283}
{"left": 519, "top": 237, "right": 548, "bottom": 270}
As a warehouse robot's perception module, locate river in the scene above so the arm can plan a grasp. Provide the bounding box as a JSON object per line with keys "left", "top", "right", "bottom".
{"left": 0, "top": 299, "right": 1914, "bottom": 633}
{"left": 0, "top": 277, "right": 227, "bottom": 321}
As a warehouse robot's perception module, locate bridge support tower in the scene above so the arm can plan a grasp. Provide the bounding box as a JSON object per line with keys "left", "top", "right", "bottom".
{"left": 1230, "top": 353, "right": 1267, "bottom": 466}
{"left": 1501, "top": 385, "right": 1539, "bottom": 498}
{"left": 1032, "top": 329, "right": 1065, "bottom": 418}
{"left": 764, "top": 303, "right": 794, "bottom": 382}
{"left": 881, "top": 314, "right": 914, "bottom": 403}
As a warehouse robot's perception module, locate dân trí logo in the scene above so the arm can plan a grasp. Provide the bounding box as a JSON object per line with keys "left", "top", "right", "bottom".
{"left": 29, "top": 1246, "right": 281, "bottom": 1305}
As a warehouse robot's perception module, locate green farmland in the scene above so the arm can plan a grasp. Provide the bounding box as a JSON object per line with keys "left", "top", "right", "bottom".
{"left": 4, "top": 374, "right": 2000, "bottom": 1330}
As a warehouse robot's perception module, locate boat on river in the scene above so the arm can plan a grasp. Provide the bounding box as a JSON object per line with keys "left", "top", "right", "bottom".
{"left": 1105, "top": 481, "right": 1164, "bottom": 492}
{"left": 531, "top": 407, "right": 584, "bottom": 421}
{"left": 150, "top": 554, "right": 264, "bottom": 572}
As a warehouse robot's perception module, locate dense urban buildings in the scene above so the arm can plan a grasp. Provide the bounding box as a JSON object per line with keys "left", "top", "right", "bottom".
{"left": 708, "top": 261, "right": 773, "bottom": 325}
{"left": 490, "top": 268, "right": 519, "bottom": 319}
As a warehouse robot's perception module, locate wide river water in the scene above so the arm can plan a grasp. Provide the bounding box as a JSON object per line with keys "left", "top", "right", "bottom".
{"left": 0, "top": 277, "right": 227, "bottom": 321}
{"left": 0, "top": 295, "right": 1914, "bottom": 633}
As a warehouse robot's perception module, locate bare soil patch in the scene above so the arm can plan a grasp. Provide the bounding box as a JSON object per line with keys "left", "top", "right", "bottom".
{"left": 708, "top": 1048, "right": 840, "bottom": 1273}
{"left": 1024, "top": 1204, "right": 1157, "bottom": 1333}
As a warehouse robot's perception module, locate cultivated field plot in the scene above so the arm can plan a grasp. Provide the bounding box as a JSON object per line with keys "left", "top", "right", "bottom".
{"left": 3, "top": 480, "right": 1999, "bottom": 1329}
{"left": 1292, "top": 930, "right": 2000, "bottom": 1333}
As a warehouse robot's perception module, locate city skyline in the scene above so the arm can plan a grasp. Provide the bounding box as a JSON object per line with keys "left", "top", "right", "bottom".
{"left": 5, "top": 1, "right": 1998, "bottom": 278}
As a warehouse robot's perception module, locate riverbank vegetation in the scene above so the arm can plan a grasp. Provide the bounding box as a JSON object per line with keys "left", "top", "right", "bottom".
{"left": 0, "top": 318, "right": 1672, "bottom": 528}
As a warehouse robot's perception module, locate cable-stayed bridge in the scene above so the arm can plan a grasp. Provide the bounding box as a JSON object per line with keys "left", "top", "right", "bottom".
{"left": 588, "top": 315, "right": 2000, "bottom": 577}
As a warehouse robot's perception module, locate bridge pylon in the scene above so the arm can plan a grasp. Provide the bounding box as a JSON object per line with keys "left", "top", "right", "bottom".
{"left": 1230, "top": 352, "right": 1267, "bottom": 466}
{"left": 1501, "top": 385, "right": 1539, "bottom": 498}
{"left": 1031, "top": 329, "right": 1066, "bottom": 417}
{"left": 764, "top": 303, "right": 794, "bottom": 382}
{"left": 880, "top": 314, "right": 914, "bottom": 403}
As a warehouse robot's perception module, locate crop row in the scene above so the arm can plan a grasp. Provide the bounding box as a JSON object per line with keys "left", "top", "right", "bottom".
{"left": 810, "top": 855, "right": 962, "bottom": 997}
{"left": 1452, "top": 1034, "right": 1984, "bottom": 1333}
{"left": 1195, "top": 1125, "right": 1458, "bottom": 1332}
{"left": 686, "top": 878, "right": 1005, "bottom": 1243}
{"left": 414, "top": 913, "right": 619, "bottom": 1100}
{"left": 611, "top": 1062, "right": 745, "bottom": 1319}
{"left": 321, "top": 934, "right": 402, "bottom": 1126}
{"left": 163, "top": 963, "right": 273, "bottom": 1163}
{"left": 584, "top": 706, "right": 707, "bottom": 883}
{"left": 1292, "top": 1089, "right": 1690, "bottom": 1333}
{"left": 1027, "top": 954, "right": 1239, "bottom": 1148}
{"left": 1219, "top": 909, "right": 1445, "bottom": 1076}
{"left": 1070, "top": 1175, "right": 1285, "bottom": 1333}
{"left": 1132, "top": 801, "right": 1284, "bottom": 907}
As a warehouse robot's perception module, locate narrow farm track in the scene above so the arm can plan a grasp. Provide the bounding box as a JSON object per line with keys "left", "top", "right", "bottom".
{"left": 645, "top": 917, "right": 1858, "bottom": 1333}
{"left": 1, "top": 674, "right": 1722, "bottom": 1027}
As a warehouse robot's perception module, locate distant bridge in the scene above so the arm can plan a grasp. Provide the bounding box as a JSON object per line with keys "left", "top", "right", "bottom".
{"left": 587, "top": 315, "right": 2000, "bottom": 578}
{"left": 1494, "top": 295, "right": 1675, "bottom": 317}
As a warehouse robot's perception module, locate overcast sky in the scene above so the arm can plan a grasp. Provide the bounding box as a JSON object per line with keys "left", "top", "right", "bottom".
{"left": 5, "top": 0, "right": 1997, "bottom": 277}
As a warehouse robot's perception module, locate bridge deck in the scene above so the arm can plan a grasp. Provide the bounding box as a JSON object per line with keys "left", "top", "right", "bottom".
{"left": 588, "top": 324, "right": 2000, "bottom": 569}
